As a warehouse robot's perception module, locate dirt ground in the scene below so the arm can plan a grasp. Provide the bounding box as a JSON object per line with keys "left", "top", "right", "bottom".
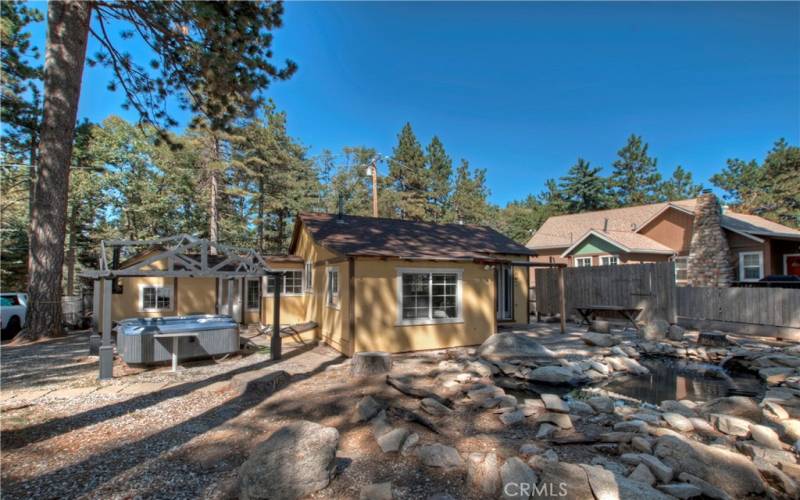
{"left": 1, "top": 329, "right": 625, "bottom": 499}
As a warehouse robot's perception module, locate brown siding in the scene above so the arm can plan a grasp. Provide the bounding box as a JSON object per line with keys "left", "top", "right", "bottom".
{"left": 639, "top": 208, "right": 694, "bottom": 253}
{"left": 726, "top": 230, "right": 769, "bottom": 280}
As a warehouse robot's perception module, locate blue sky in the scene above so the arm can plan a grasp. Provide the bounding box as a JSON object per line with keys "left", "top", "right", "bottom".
{"left": 26, "top": 1, "right": 800, "bottom": 205}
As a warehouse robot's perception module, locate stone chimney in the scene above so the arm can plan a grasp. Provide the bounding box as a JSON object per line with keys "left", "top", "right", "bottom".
{"left": 687, "top": 192, "right": 733, "bottom": 287}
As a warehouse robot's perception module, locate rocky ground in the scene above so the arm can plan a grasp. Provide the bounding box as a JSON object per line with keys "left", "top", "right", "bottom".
{"left": 2, "top": 323, "right": 799, "bottom": 499}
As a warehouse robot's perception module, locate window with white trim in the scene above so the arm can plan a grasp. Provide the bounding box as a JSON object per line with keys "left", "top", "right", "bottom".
{"left": 600, "top": 255, "right": 619, "bottom": 266}
{"left": 398, "top": 269, "right": 462, "bottom": 325}
{"left": 327, "top": 267, "right": 339, "bottom": 307}
{"left": 739, "top": 251, "right": 763, "bottom": 281}
{"left": 574, "top": 257, "right": 592, "bottom": 267}
{"left": 304, "top": 262, "right": 313, "bottom": 291}
{"left": 266, "top": 270, "right": 303, "bottom": 295}
{"left": 140, "top": 285, "right": 171, "bottom": 312}
{"left": 673, "top": 256, "right": 688, "bottom": 283}
{"left": 246, "top": 278, "right": 260, "bottom": 309}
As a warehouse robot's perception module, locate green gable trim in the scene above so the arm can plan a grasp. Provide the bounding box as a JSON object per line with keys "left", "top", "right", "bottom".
{"left": 569, "top": 235, "right": 625, "bottom": 256}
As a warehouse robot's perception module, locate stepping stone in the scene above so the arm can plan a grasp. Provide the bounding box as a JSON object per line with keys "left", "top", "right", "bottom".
{"left": 540, "top": 393, "right": 569, "bottom": 413}
{"left": 354, "top": 395, "right": 382, "bottom": 422}
{"left": 535, "top": 412, "right": 573, "bottom": 430}
{"left": 377, "top": 427, "right": 409, "bottom": 453}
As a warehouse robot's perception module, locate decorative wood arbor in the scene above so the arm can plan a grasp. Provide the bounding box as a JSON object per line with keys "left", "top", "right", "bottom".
{"left": 80, "top": 234, "right": 284, "bottom": 379}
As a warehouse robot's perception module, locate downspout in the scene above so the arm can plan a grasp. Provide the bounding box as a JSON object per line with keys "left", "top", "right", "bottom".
{"left": 348, "top": 257, "right": 356, "bottom": 356}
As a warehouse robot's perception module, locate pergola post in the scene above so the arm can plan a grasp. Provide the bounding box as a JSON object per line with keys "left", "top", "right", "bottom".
{"left": 226, "top": 278, "right": 234, "bottom": 319}
{"left": 271, "top": 272, "right": 283, "bottom": 361}
{"left": 88, "top": 279, "right": 102, "bottom": 355}
{"left": 99, "top": 278, "right": 114, "bottom": 379}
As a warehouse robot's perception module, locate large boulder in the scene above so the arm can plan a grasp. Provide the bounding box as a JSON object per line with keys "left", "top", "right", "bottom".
{"left": 499, "top": 457, "right": 537, "bottom": 499}
{"left": 697, "top": 396, "right": 761, "bottom": 421}
{"left": 654, "top": 435, "right": 765, "bottom": 498}
{"left": 531, "top": 462, "right": 593, "bottom": 500}
{"left": 582, "top": 331, "right": 620, "bottom": 347}
{"left": 477, "top": 332, "right": 557, "bottom": 364}
{"left": 239, "top": 420, "right": 340, "bottom": 500}
{"left": 417, "top": 443, "right": 463, "bottom": 468}
{"left": 667, "top": 325, "right": 685, "bottom": 342}
{"left": 524, "top": 365, "right": 584, "bottom": 385}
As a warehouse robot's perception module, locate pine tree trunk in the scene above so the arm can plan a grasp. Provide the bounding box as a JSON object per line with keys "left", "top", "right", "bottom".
{"left": 25, "top": 1, "right": 92, "bottom": 340}
{"left": 65, "top": 200, "right": 79, "bottom": 296}
{"left": 208, "top": 137, "right": 221, "bottom": 254}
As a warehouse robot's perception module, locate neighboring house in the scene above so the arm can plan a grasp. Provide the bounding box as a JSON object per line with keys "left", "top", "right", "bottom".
{"left": 526, "top": 195, "right": 800, "bottom": 284}
{"left": 97, "top": 212, "right": 534, "bottom": 356}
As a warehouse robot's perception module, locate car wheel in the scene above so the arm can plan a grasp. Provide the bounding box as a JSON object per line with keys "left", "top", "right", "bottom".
{"left": 2, "top": 316, "right": 21, "bottom": 340}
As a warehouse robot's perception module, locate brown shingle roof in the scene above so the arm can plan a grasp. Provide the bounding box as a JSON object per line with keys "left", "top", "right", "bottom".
{"left": 527, "top": 198, "right": 800, "bottom": 251}
{"left": 294, "top": 212, "right": 535, "bottom": 259}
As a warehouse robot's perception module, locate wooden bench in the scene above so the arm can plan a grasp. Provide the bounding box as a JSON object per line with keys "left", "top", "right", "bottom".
{"left": 574, "top": 305, "right": 642, "bottom": 330}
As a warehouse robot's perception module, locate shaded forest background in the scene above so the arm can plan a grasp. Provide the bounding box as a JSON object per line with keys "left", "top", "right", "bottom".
{"left": 2, "top": 1, "right": 798, "bottom": 292}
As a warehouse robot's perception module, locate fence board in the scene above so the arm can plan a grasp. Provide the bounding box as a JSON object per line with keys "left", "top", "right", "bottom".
{"left": 675, "top": 287, "right": 800, "bottom": 328}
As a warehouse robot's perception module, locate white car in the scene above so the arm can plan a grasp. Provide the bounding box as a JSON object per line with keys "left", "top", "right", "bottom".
{"left": 1, "top": 293, "right": 27, "bottom": 340}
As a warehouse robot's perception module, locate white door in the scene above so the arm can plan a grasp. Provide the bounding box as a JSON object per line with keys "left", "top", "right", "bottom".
{"left": 496, "top": 265, "right": 513, "bottom": 320}
{"left": 218, "top": 278, "right": 242, "bottom": 322}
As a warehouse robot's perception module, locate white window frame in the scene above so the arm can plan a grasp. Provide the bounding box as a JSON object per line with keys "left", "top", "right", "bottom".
{"left": 138, "top": 284, "right": 172, "bottom": 312}
{"left": 264, "top": 269, "right": 304, "bottom": 296}
{"left": 600, "top": 255, "right": 619, "bottom": 266}
{"left": 327, "top": 266, "right": 340, "bottom": 309}
{"left": 739, "top": 251, "right": 764, "bottom": 282}
{"left": 574, "top": 256, "right": 592, "bottom": 267}
{"left": 396, "top": 268, "right": 463, "bottom": 326}
{"left": 304, "top": 261, "right": 313, "bottom": 292}
{"left": 673, "top": 256, "right": 689, "bottom": 284}
{"left": 246, "top": 278, "right": 261, "bottom": 310}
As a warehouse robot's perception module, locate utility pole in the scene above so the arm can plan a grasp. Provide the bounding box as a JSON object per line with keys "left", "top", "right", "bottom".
{"left": 370, "top": 156, "right": 379, "bottom": 217}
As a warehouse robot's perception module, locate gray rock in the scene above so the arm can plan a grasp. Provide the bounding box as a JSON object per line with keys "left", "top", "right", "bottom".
{"left": 371, "top": 410, "right": 393, "bottom": 437}
{"left": 759, "top": 366, "right": 795, "bottom": 385}
{"left": 477, "top": 332, "right": 557, "bottom": 364}
{"left": 614, "top": 420, "right": 648, "bottom": 433}
{"left": 499, "top": 409, "right": 526, "bottom": 426}
{"left": 629, "top": 412, "right": 661, "bottom": 424}
{"left": 662, "top": 412, "right": 694, "bottom": 432}
{"left": 354, "top": 395, "right": 382, "bottom": 422}
{"left": 632, "top": 436, "right": 653, "bottom": 453}
{"left": 613, "top": 473, "right": 674, "bottom": 500}
{"left": 781, "top": 418, "right": 800, "bottom": 441}
{"left": 698, "top": 396, "right": 760, "bottom": 421}
{"left": 583, "top": 331, "right": 620, "bottom": 347}
{"left": 532, "top": 462, "right": 593, "bottom": 500}
{"left": 667, "top": 324, "right": 686, "bottom": 341}
{"left": 620, "top": 453, "right": 645, "bottom": 466}
{"left": 629, "top": 463, "right": 656, "bottom": 486}
{"left": 417, "top": 443, "right": 464, "bottom": 468}
{"left": 468, "top": 385, "right": 505, "bottom": 404}
{"left": 587, "top": 396, "right": 614, "bottom": 413}
{"left": 525, "top": 365, "right": 583, "bottom": 385}
{"left": 697, "top": 331, "right": 728, "bottom": 347}
{"left": 540, "top": 393, "right": 569, "bottom": 413}
{"left": 660, "top": 400, "right": 697, "bottom": 417}
{"left": 467, "top": 452, "right": 501, "bottom": 496}
{"left": 465, "top": 360, "right": 495, "bottom": 377}
{"left": 749, "top": 424, "right": 784, "bottom": 450}
{"left": 400, "top": 432, "right": 419, "bottom": 455}
{"left": 752, "top": 456, "right": 799, "bottom": 498}
{"left": 642, "top": 319, "right": 670, "bottom": 340}
{"left": 688, "top": 417, "right": 715, "bottom": 434}
{"left": 420, "top": 397, "right": 453, "bottom": 416}
{"left": 590, "top": 319, "right": 611, "bottom": 333}
{"left": 678, "top": 472, "right": 731, "bottom": 500}
{"left": 360, "top": 482, "right": 393, "bottom": 500}
{"left": 377, "top": 427, "right": 410, "bottom": 453}
{"left": 654, "top": 435, "right": 765, "bottom": 498}
{"left": 580, "top": 464, "right": 621, "bottom": 499}
{"left": 536, "top": 422, "right": 557, "bottom": 439}
{"left": 239, "top": 420, "right": 340, "bottom": 500}
{"left": 709, "top": 413, "right": 751, "bottom": 437}
{"left": 519, "top": 443, "right": 542, "bottom": 455}
{"left": 500, "top": 457, "right": 537, "bottom": 499}
{"left": 639, "top": 454, "right": 673, "bottom": 483}
{"left": 763, "top": 400, "right": 790, "bottom": 421}
{"left": 735, "top": 440, "right": 796, "bottom": 465}
{"left": 568, "top": 400, "right": 595, "bottom": 415}
{"left": 535, "top": 412, "right": 573, "bottom": 430}
{"left": 656, "top": 483, "right": 702, "bottom": 499}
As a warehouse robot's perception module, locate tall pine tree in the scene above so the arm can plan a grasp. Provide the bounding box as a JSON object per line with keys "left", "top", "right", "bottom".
{"left": 609, "top": 134, "right": 662, "bottom": 206}
{"left": 658, "top": 165, "right": 702, "bottom": 201}
{"left": 559, "top": 158, "right": 608, "bottom": 213}
{"left": 425, "top": 136, "right": 452, "bottom": 222}
{"left": 388, "top": 123, "right": 428, "bottom": 220}
{"left": 447, "top": 159, "right": 492, "bottom": 224}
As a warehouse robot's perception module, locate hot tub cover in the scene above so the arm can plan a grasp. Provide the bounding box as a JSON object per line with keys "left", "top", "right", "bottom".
{"left": 117, "top": 315, "right": 238, "bottom": 335}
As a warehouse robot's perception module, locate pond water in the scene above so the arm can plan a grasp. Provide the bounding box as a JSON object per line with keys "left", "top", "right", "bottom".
{"left": 601, "top": 356, "right": 766, "bottom": 405}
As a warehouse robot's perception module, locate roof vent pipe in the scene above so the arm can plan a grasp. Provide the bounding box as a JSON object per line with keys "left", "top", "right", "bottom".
{"left": 337, "top": 194, "right": 345, "bottom": 223}
{"left": 603, "top": 218, "right": 608, "bottom": 232}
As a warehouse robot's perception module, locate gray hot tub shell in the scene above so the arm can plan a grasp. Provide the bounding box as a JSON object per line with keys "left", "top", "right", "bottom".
{"left": 116, "top": 315, "right": 240, "bottom": 364}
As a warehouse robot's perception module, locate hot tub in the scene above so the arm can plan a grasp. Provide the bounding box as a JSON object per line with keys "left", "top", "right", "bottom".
{"left": 116, "top": 315, "right": 240, "bottom": 364}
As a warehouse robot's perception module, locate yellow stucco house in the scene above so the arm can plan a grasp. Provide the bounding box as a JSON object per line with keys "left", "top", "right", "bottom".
{"left": 98, "top": 212, "right": 535, "bottom": 356}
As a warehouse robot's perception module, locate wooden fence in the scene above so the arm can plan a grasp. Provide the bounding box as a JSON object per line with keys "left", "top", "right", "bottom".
{"left": 676, "top": 287, "right": 800, "bottom": 335}
{"left": 534, "top": 262, "right": 800, "bottom": 339}
{"left": 535, "top": 262, "right": 676, "bottom": 323}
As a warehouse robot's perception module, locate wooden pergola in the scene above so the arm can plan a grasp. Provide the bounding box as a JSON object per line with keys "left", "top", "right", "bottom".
{"left": 80, "top": 234, "right": 285, "bottom": 380}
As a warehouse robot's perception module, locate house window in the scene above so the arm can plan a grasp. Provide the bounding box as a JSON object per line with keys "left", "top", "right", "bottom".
{"left": 673, "top": 256, "right": 689, "bottom": 284}
{"left": 398, "top": 269, "right": 462, "bottom": 325}
{"left": 140, "top": 285, "right": 171, "bottom": 312}
{"left": 600, "top": 255, "right": 619, "bottom": 266}
{"left": 246, "top": 279, "right": 260, "bottom": 310}
{"left": 327, "top": 267, "right": 339, "bottom": 307}
{"left": 266, "top": 270, "right": 304, "bottom": 295}
{"left": 739, "top": 251, "right": 763, "bottom": 281}
{"left": 304, "top": 262, "right": 313, "bottom": 291}
{"left": 575, "top": 257, "right": 592, "bottom": 267}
